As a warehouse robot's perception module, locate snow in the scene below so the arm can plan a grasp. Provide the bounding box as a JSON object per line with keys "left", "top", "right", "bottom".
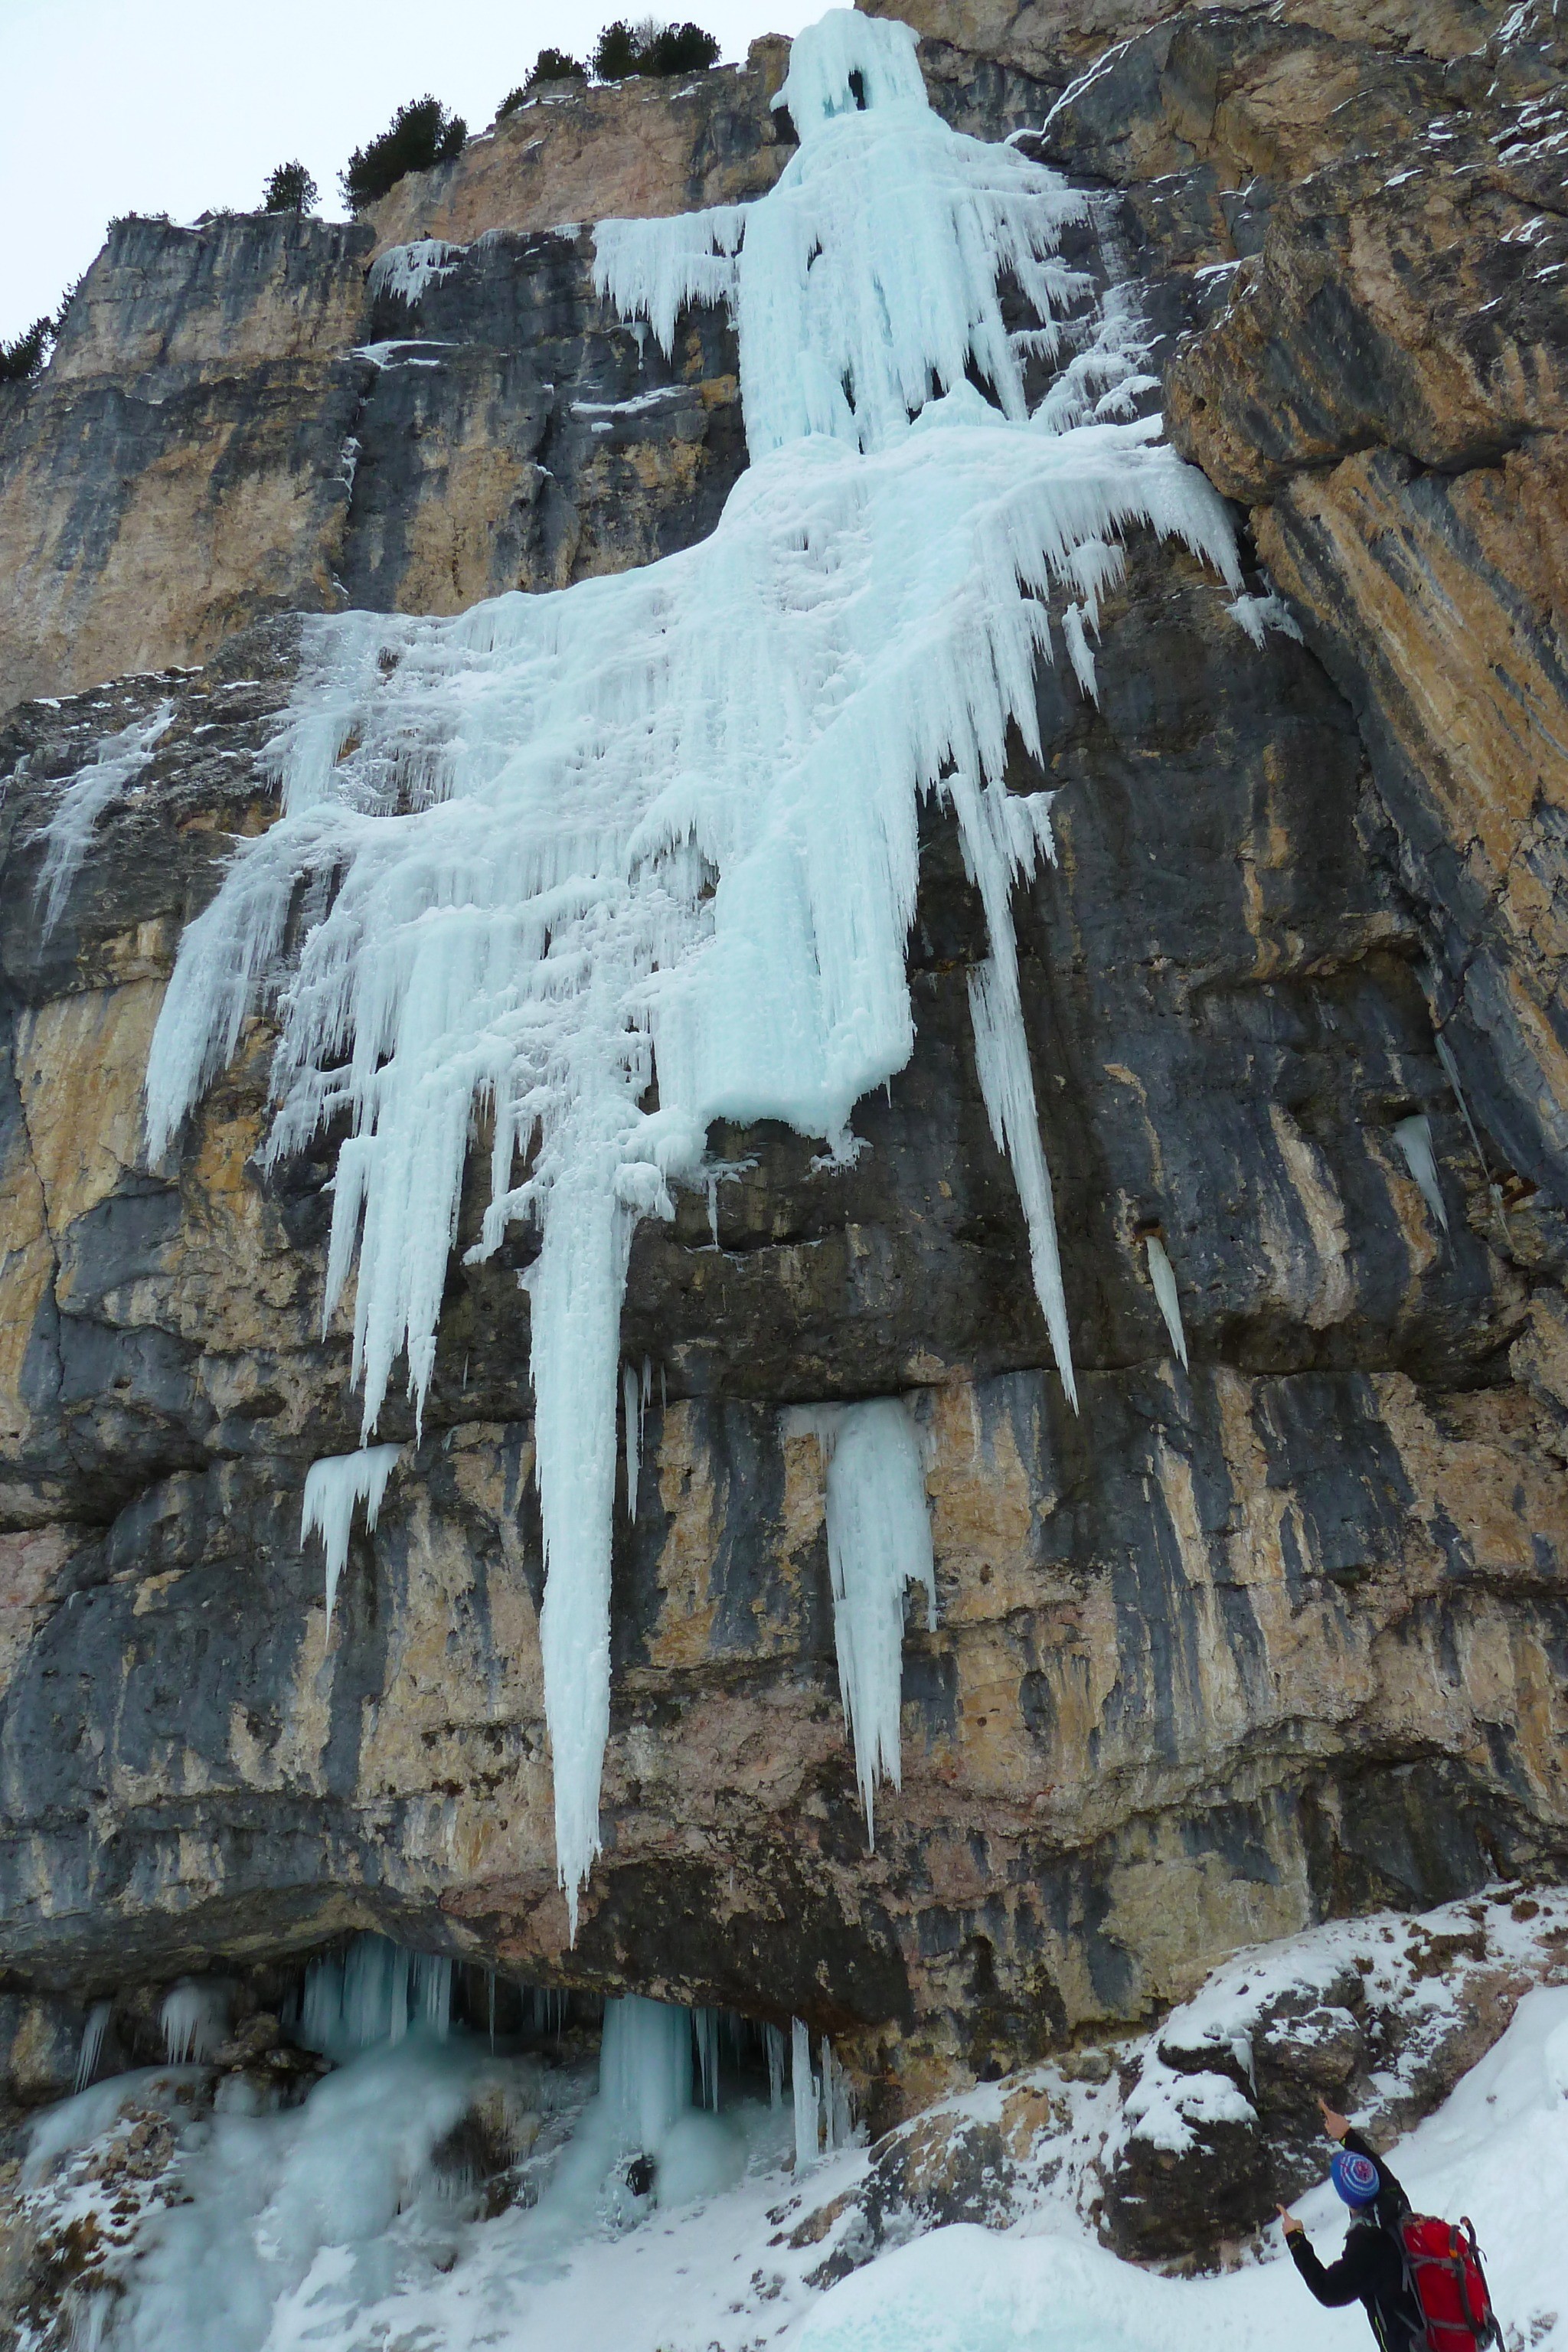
{"left": 1144, "top": 1233, "right": 1187, "bottom": 1367}
{"left": 790, "top": 1397, "right": 936, "bottom": 1837}
{"left": 34, "top": 702, "right": 173, "bottom": 936}
{"left": 299, "top": 1446, "right": 403, "bottom": 1624}
{"left": 1393, "top": 1111, "right": 1449, "bottom": 1232}
{"left": 142, "top": 5, "right": 1241, "bottom": 1923}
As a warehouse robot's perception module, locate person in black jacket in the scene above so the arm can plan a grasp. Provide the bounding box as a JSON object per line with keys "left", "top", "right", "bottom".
{"left": 1279, "top": 2097, "right": 1426, "bottom": 2352}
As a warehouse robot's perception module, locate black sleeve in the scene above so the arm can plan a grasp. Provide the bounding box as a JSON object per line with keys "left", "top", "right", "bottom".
{"left": 1290, "top": 2228, "right": 1383, "bottom": 2309}
{"left": 1344, "top": 2126, "right": 1410, "bottom": 2215}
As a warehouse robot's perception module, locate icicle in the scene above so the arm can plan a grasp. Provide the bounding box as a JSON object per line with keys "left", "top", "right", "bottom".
{"left": 622, "top": 1360, "right": 641, "bottom": 1519}
{"left": 790, "top": 1396, "right": 935, "bottom": 1839}
{"left": 74, "top": 2001, "right": 111, "bottom": 2095}
{"left": 1144, "top": 1233, "right": 1188, "bottom": 1367}
{"left": 486, "top": 1968, "right": 496, "bottom": 2051}
{"left": 792, "top": 2017, "right": 818, "bottom": 2170}
{"left": 300, "top": 1446, "right": 403, "bottom": 1623}
{"left": 34, "top": 704, "right": 173, "bottom": 937}
{"left": 142, "top": 4, "right": 1240, "bottom": 1920}
{"left": 1393, "top": 1113, "right": 1449, "bottom": 1232}
{"left": 692, "top": 2006, "right": 720, "bottom": 2109}
{"left": 161, "top": 1979, "right": 231, "bottom": 2064}
{"left": 766, "top": 2021, "right": 786, "bottom": 2111}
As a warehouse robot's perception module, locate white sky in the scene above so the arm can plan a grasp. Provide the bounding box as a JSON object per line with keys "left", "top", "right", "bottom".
{"left": 1, "top": 0, "right": 819, "bottom": 345}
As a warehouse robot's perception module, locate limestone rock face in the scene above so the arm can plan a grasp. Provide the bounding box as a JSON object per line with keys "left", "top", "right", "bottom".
{"left": 0, "top": 8, "right": 1566, "bottom": 2153}
{"left": 1159, "top": 1, "right": 1568, "bottom": 1207}
{"left": 0, "top": 214, "right": 745, "bottom": 720}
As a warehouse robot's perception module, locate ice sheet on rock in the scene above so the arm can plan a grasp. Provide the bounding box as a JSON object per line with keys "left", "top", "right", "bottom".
{"left": 301, "top": 1445, "right": 403, "bottom": 1622}
{"left": 145, "top": 5, "right": 1242, "bottom": 1925}
{"left": 367, "top": 239, "right": 466, "bottom": 306}
{"left": 1393, "top": 1112, "right": 1449, "bottom": 1232}
{"left": 789, "top": 1398, "right": 935, "bottom": 1839}
{"left": 1144, "top": 1233, "right": 1188, "bottom": 1367}
{"left": 34, "top": 702, "right": 173, "bottom": 936}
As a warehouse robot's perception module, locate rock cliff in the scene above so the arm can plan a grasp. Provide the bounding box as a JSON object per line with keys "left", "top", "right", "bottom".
{"left": 0, "top": 0, "right": 1564, "bottom": 2202}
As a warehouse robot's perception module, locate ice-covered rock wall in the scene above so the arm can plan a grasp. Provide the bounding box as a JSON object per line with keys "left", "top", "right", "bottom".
{"left": 140, "top": 10, "right": 1240, "bottom": 1920}
{"left": 0, "top": 0, "right": 1564, "bottom": 2144}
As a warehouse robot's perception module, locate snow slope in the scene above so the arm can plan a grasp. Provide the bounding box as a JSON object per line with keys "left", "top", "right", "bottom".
{"left": 793, "top": 1989, "right": 1568, "bottom": 2352}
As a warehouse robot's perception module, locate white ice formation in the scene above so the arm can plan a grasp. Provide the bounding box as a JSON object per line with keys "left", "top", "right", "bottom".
{"left": 161, "top": 1978, "right": 233, "bottom": 2065}
{"left": 790, "top": 1398, "right": 936, "bottom": 1838}
{"left": 35, "top": 702, "right": 173, "bottom": 937}
{"left": 142, "top": 7, "right": 1240, "bottom": 1925}
{"left": 366, "top": 238, "right": 467, "bottom": 306}
{"left": 1143, "top": 1233, "right": 1188, "bottom": 1367}
{"left": 300, "top": 1445, "right": 403, "bottom": 1623}
{"left": 1393, "top": 1112, "right": 1449, "bottom": 1233}
{"left": 73, "top": 2000, "right": 112, "bottom": 2096}
{"left": 789, "top": 2014, "right": 858, "bottom": 2169}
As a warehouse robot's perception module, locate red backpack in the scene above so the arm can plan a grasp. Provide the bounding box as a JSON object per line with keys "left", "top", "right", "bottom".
{"left": 1399, "top": 2215, "right": 1501, "bottom": 2352}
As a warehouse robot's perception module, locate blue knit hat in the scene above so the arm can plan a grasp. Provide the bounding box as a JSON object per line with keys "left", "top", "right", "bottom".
{"left": 1331, "top": 2149, "right": 1380, "bottom": 2207}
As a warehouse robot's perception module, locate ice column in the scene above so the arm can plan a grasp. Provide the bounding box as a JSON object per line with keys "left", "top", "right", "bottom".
{"left": 600, "top": 1995, "right": 694, "bottom": 2149}
{"left": 792, "top": 2016, "right": 818, "bottom": 2170}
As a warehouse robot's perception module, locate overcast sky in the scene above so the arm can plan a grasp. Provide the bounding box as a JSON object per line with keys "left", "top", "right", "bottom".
{"left": 2, "top": 0, "right": 819, "bottom": 345}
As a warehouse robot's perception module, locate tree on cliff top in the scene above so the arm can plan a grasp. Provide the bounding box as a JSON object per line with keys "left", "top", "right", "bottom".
{"left": 591, "top": 19, "right": 721, "bottom": 80}
{"left": 263, "top": 162, "right": 318, "bottom": 214}
{"left": 340, "top": 98, "right": 466, "bottom": 212}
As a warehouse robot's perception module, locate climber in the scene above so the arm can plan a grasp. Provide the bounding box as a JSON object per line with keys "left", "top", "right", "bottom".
{"left": 1278, "top": 2096, "right": 1426, "bottom": 2352}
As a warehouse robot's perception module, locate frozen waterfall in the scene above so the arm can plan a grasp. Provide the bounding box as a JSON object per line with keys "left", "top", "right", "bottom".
{"left": 142, "top": 6, "right": 1240, "bottom": 1926}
